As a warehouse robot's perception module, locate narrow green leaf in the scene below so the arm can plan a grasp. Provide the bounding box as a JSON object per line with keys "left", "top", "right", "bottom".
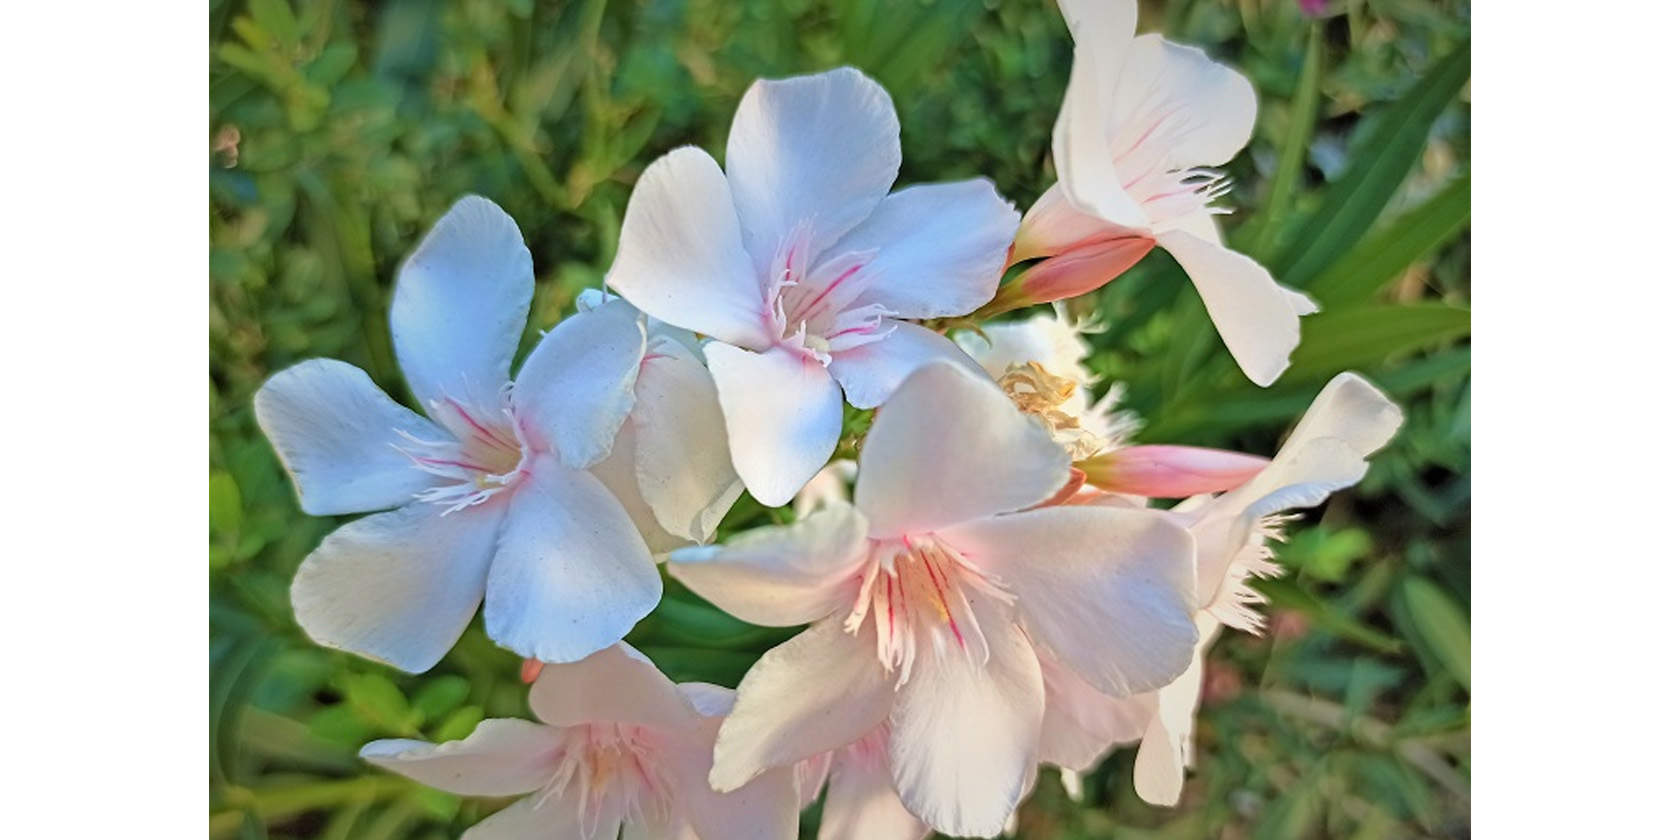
{"left": 1248, "top": 23, "right": 1325, "bottom": 258}
{"left": 1312, "top": 174, "right": 1471, "bottom": 305}
{"left": 1399, "top": 576, "right": 1470, "bottom": 691}
{"left": 1280, "top": 302, "right": 1470, "bottom": 384}
{"left": 341, "top": 673, "right": 416, "bottom": 735}
{"left": 1253, "top": 578, "right": 1405, "bottom": 655}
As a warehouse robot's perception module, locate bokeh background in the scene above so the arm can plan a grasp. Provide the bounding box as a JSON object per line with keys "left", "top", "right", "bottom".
{"left": 209, "top": 0, "right": 1470, "bottom": 837}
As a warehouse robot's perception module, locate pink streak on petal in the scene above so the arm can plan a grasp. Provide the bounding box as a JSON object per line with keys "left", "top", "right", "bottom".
{"left": 1081, "top": 445, "right": 1270, "bottom": 498}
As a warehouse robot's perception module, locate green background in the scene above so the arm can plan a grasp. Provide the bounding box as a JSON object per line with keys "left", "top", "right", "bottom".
{"left": 210, "top": 0, "right": 1470, "bottom": 837}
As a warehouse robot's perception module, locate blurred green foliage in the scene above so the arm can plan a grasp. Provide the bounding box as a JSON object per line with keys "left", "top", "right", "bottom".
{"left": 210, "top": 0, "right": 1469, "bottom": 837}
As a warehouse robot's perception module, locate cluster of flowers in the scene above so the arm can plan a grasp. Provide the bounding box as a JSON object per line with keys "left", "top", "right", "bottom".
{"left": 253, "top": 2, "right": 1401, "bottom": 837}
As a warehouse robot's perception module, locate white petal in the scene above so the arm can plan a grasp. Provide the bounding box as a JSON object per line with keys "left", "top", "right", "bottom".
{"left": 607, "top": 147, "right": 769, "bottom": 350}
{"left": 726, "top": 67, "right": 900, "bottom": 271}
{"left": 527, "top": 642, "right": 695, "bottom": 730}
{"left": 827, "top": 320, "right": 991, "bottom": 409}
{"left": 253, "top": 359, "right": 444, "bottom": 516}
{"left": 484, "top": 456, "right": 661, "bottom": 663}
{"left": 941, "top": 505, "right": 1198, "bottom": 697}
{"left": 677, "top": 682, "right": 737, "bottom": 719}
{"left": 1051, "top": 0, "right": 1149, "bottom": 231}
{"left": 391, "top": 196, "right": 533, "bottom": 417}
{"left": 669, "top": 717, "right": 801, "bottom": 840}
{"left": 511, "top": 302, "right": 645, "bottom": 469}
{"left": 818, "top": 746, "right": 930, "bottom": 840}
{"left": 828, "top": 180, "right": 1019, "bottom": 319}
{"left": 590, "top": 418, "right": 687, "bottom": 555}
{"left": 1108, "top": 35, "right": 1258, "bottom": 171}
{"left": 887, "top": 600, "right": 1044, "bottom": 837}
{"left": 1134, "top": 612, "right": 1220, "bottom": 806}
{"left": 1156, "top": 228, "right": 1302, "bottom": 387}
{"left": 463, "top": 791, "right": 614, "bottom": 840}
{"left": 291, "top": 501, "right": 502, "bottom": 673}
{"left": 1038, "top": 654, "right": 1153, "bottom": 771}
{"left": 710, "top": 618, "right": 894, "bottom": 792}
{"left": 854, "top": 361, "right": 1069, "bottom": 538}
{"left": 1280, "top": 372, "right": 1404, "bottom": 462}
{"left": 360, "top": 718, "right": 564, "bottom": 796}
{"left": 1132, "top": 713, "right": 1184, "bottom": 807}
{"left": 633, "top": 335, "right": 745, "bottom": 543}
{"left": 704, "top": 342, "right": 843, "bottom": 507}
{"left": 667, "top": 502, "right": 870, "bottom": 626}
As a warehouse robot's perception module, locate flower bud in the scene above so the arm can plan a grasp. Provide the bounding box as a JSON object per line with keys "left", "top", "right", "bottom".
{"left": 980, "top": 236, "right": 1155, "bottom": 317}
{"left": 1079, "top": 444, "right": 1269, "bottom": 498}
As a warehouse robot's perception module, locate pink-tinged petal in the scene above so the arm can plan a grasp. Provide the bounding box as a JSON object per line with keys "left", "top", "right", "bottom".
{"left": 668, "top": 503, "right": 870, "bottom": 627}
{"left": 1080, "top": 444, "right": 1269, "bottom": 497}
{"left": 795, "top": 751, "right": 836, "bottom": 807}
{"left": 254, "top": 359, "right": 445, "bottom": 516}
{"left": 854, "top": 361, "right": 1069, "bottom": 538}
{"left": 360, "top": 719, "right": 564, "bottom": 796}
{"left": 1038, "top": 653, "right": 1152, "bottom": 771}
{"left": 997, "top": 235, "right": 1156, "bottom": 312}
{"left": 711, "top": 618, "right": 894, "bottom": 792}
{"left": 1280, "top": 372, "right": 1405, "bottom": 463}
{"left": 1156, "top": 229, "right": 1303, "bottom": 386}
{"left": 726, "top": 67, "right": 900, "bottom": 271}
{"left": 1107, "top": 35, "right": 1258, "bottom": 171}
{"left": 1014, "top": 182, "right": 1129, "bottom": 261}
{"left": 794, "top": 459, "right": 857, "bottom": 520}
{"left": 512, "top": 301, "right": 645, "bottom": 469}
{"left": 676, "top": 682, "right": 737, "bottom": 719}
{"left": 292, "top": 501, "right": 503, "bottom": 673}
{"left": 484, "top": 456, "right": 660, "bottom": 663}
{"left": 607, "top": 146, "right": 769, "bottom": 350}
{"left": 704, "top": 342, "right": 843, "bottom": 507}
{"left": 1134, "top": 613, "right": 1221, "bottom": 806}
{"left": 887, "top": 599, "right": 1043, "bottom": 837}
{"left": 1050, "top": 0, "right": 1148, "bottom": 230}
{"left": 941, "top": 505, "right": 1198, "bottom": 697}
{"left": 819, "top": 737, "right": 930, "bottom": 840}
{"left": 669, "top": 716, "right": 801, "bottom": 840}
{"left": 590, "top": 418, "right": 687, "bottom": 555}
{"left": 527, "top": 642, "right": 695, "bottom": 730}
{"left": 632, "top": 335, "right": 744, "bottom": 544}
{"left": 829, "top": 180, "right": 1019, "bottom": 319}
{"left": 827, "top": 320, "right": 989, "bottom": 409}
{"left": 391, "top": 196, "right": 533, "bottom": 418}
{"left": 463, "top": 790, "right": 612, "bottom": 840}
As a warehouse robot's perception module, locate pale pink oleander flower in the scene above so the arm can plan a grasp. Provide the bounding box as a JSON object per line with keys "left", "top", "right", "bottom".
{"left": 361, "top": 644, "right": 798, "bottom": 839}
{"left": 1015, "top": 0, "right": 1318, "bottom": 386}
{"left": 254, "top": 197, "right": 734, "bottom": 672}
{"left": 798, "top": 727, "right": 932, "bottom": 840}
{"left": 1037, "top": 373, "right": 1403, "bottom": 806}
{"left": 607, "top": 66, "right": 1019, "bottom": 506}
{"left": 794, "top": 459, "right": 858, "bottom": 520}
{"left": 668, "top": 361, "right": 1198, "bottom": 836}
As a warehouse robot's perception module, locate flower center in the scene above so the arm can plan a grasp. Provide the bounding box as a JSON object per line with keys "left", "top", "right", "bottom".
{"left": 841, "top": 534, "right": 1014, "bottom": 687}
{"left": 996, "top": 362, "right": 1110, "bottom": 461}
{"left": 532, "top": 723, "right": 674, "bottom": 833}
{"left": 398, "top": 389, "right": 531, "bottom": 513}
{"left": 762, "top": 221, "right": 891, "bottom": 363}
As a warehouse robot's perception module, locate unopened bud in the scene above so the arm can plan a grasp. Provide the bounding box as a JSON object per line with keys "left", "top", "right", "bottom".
{"left": 978, "top": 236, "right": 1155, "bottom": 318}
{"left": 1079, "top": 444, "right": 1268, "bottom": 498}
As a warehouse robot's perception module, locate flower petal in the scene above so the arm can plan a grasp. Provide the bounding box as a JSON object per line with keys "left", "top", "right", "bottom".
{"left": 1050, "top": 0, "right": 1148, "bottom": 230}
{"left": 704, "top": 342, "right": 843, "bottom": 507}
{"left": 941, "top": 505, "right": 1198, "bottom": 697}
{"left": 391, "top": 196, "right": 533, "bottom": 417}
{"left": 463, "top": 791, "right": 613, "bottom": 840}
{"left": 887, "top": 599, "right": 1044, "bottom": 837}
{"left": 1107, "top": 35, "right": 1258, "bottom": 171}
{"left": 1038, "top": 654, "right": 1152, "bottom": 771}
{"left": 360, "top": 718, "right": 564, "bottom": 796}
{"left": 632, "top": 335, "right": 745, "bottom": 543}
{"left": 589, "top": 418, "right": 687, "bottom": 555}
{"left": 484, "top": 456, "right": 660, "bottom": 663}
{"left": 527, "top": 642, "right": 695, "bottom": 730}
{"left": 608, "top": 147, "right": 769, "bottom": 350}
{"left": 670, "top": 717, "right": 801, "bottom": 840}
{"left": 819, "top": 742, "right": 930, "bottom": 840}
{"left": 854, "top": 361, "right": 1069, "bottom": 538}
{"left": 1014, "top": 182, "right": 1127, "bottom": 260}
{"left": 1280, "top": 372, "right": 1405, "bottom": 463}
{"left": 291, "top": 501, "right": 503, "bottom": 673}
{"left": 1133, "top": 613, "right": 1220, "bottom": 806}
{"left": 1156, "top": 228, "right": 1302, "bottom": 387}
{"left": 254, "top": 359, "right": 445, "bottom": 516}
{"left": 726, "top": 66, "right": 901, "bottom": 270}
{"left": 667, "top": 502, "right": 870, "bottom": 626}
{"left": 828, "top": 180, "right": 1019, "bottom": 319}
{"left": 827, "top": 320, "right": 990, "bottom": 409}
{"left": 710, "top": 618, "right": 894, "bottom": 792}
{"left": 511, "top": 301, "right": 645, "bottom": 469}
{"left": 1080, "top": 444, "right": 1270, "bottom": 498}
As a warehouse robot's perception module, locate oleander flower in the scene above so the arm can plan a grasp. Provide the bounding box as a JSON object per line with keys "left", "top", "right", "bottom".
{"left": 607, "top": 66, "right": 1019, "bottom": 506}
{"left": 255, "top": 197, "right": 718, "bottom": 672}
{"left": 1013, "top": 0, "right": 1316, "bottom": 386}
{"left": 668, "top": 361, "right": 1198, "bottom": 836}
{"left": 1038, "top": 372, "right": 1403, "bottom": 805}
{"left": 360, "top": 643, "right": 799, "bottom": 839}
{"left": 802, "top": 727, "right": 931, "bottom": 840}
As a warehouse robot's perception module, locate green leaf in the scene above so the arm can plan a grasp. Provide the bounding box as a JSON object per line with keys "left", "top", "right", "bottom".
{"left": 1253, "top": 578, "right": 1405, "bottom": 655}
{"left": 248, "top": 0, "right": 300, "bottom": 46}
{"left": 341, "top": 673, "right": 418, "bottom": 735}
{"left": 410, "top": 675, "right": 471, "bottom": 723}
{"left": 430, "top": 705, "right": 484, "bottom": 742}
{"left": 1280, "top": 302, "right": 1470, "bottom": 384}
{"left": 1399, "top": 576, "right": 1470, "bottom": 691}
{"left": 1247, "top": 23, "right": 1325, "bottom": 258}
{"left": 1311, "top": 174, "right": 1471, "bottom": 305}
{"left": 1272, "top": 41, "right": 1470, "bottom": 288}
{"left": 210, "top": 471, "right": 243, "bottom": 535}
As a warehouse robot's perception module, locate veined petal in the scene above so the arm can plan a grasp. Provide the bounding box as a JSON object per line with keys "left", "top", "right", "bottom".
{"left": 590, "top": 418, "right": 687, "bottom": 555}
{"left": 1156, "top": 228, "right": 1302, "bottom": 387}
{"left": 391, "top": 196, "right": 533, "bottom": 418}
{"left": 527, "top": 642, "right": 695, "bottom": 730}
{"left": 463, "top": 790, "right": 612, "bottom": 840}
{"left": 829, "top": 180, "right": 1019, "bottom": 319}
{"left": 1039, "top": 654, "right": 1153, "bottom": 771}
{"left": 608, "top": 146, "right": 769, "bottom": 350}
{"left": 828, "top": 320, "right": 989, "bottom": 409}
{"left": 291, "top": 501, "right": 503, "bottom": 673}
{"left": 511, "top": 301, "right": 645, "bottom": 470}
{"left": 704, "top": 342, "right": 843, "bottom": 507}
{"left": 670, "top": 717, "right": 801, "bottom": 840}
{"left": 360, "top": 718, "right": 564, "bottom": 796}
{"left": 668, "top": 502, "right": 871, "bottom": 627}
{"left": 711, "top": 618, "right": 894, "bottom": 792}
{"left": 632, "top": 335, "right": 744, "bottom": 544}
{"left": 1050, "top": 1, "right": 1147, "bottom": 229}
{"left": 819, "top": 741, "right": 930, "bottom": 840}
{"left": 887, "top": 599, "right": 1043, "bottom": 837}
{"left": 484, "top": 456, "right": 660, "bottom": 663}
{"left": 1134, "top": 613, "right": 1220, "bottom": 806}
{"left": 941, "top": 505, "right": 1198, "bottom": 697}
{"left": 254, "top": 359, "right": 445, "bottom": 516}
{"left": 1107, "top": 35, "right": 1258, "bottom": 171}
{"left": 1014, "top": 182, "right": 1131, "bottom": 261}
{"left": 726, "top": 67, "right": 901, "bottom": 271}
{"left": 854, "top": 361, "right": 1069, "bottom": 538}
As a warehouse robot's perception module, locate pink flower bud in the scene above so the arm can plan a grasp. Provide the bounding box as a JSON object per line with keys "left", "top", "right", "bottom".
{"left": 1012, "top": 235, "right": 1155, "bottom": 306}
{"left": 1079, "top": 444, "right": 1269, "bottom": 498}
